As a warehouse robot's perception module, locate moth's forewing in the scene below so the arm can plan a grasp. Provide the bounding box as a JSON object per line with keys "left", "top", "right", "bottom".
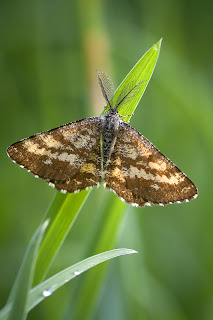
{"left": 7, "top": 118, "right": 102, "bottom": 193}
{"left": 104, "top": 122, "right": 198, "bottom": 206}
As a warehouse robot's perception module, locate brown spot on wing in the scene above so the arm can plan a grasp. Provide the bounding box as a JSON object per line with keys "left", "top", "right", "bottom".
{"left": 104, "top": 122, "right": 198, "bottom": 206}
{"left": 7, "top": 117, "right": 102, "bottom": 192}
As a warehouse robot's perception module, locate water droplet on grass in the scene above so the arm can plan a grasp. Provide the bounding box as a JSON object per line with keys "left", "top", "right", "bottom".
{"left": 43, "top": 290, "right": 52, "bottom": 297}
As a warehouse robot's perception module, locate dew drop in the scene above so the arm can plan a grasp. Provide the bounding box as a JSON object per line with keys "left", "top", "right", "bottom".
{"left": 127, "top": 249, "right": 138, "bottom": 254}
{"left": 74, "top": 270, "right": 81, "bottom": 276}
{"left": 43, "top": 290, "right": 53, "bottom": 297}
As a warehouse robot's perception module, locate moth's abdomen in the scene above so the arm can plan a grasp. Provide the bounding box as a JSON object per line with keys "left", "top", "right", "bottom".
{"left": 102, "top": 129, "right": 117, "bottom": 168}
{"left": 101, "top": 112, "right": 120, "bottom": 168}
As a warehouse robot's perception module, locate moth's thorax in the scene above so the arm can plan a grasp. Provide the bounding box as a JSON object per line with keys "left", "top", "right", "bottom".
{"left": 101, "top": 107, "right": 121, "bottom": 168}
{"left": 101, "top": 107, "right": 121, "bottom": 131}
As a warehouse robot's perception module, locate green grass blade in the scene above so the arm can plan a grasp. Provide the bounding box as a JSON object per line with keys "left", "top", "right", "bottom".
{"left": 30, "top": 248, "right": 137, "bottom": 310}
{"left": 6, "top": 220, "right": 49, "bottom": 320}
{"left": 71, "top": 197, "right": 127, "bottom": 320}
{"left": 0, "top": 249, "right": 137, "bottom": 320}
{"left": 108, "top": 38, "right": 162, "bottom": 121}
{"left": 34, "top": 190, "right": 90, "bottom": 285}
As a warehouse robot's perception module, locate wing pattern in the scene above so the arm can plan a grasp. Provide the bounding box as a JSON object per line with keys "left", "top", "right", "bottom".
{"left": 7, "top": 117, "right": 102, "bottom": 193}
{"left": 104, "top": 122, "right": 198, "bottom": 206}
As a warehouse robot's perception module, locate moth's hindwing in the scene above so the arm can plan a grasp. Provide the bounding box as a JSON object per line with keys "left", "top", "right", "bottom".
{"left": 7, "top": 117, "right": 102, "bottom": 193}
{"left": 104, "top": 122, "right": 198, "bottom": 207}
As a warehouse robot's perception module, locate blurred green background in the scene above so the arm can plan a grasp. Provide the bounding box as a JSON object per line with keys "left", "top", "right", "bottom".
{"left": 1, "top": 0, "right": 213, "bottom": 319}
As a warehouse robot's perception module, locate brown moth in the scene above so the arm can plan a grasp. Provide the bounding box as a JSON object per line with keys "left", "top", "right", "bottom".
{"left": 7, "top": 71, "right": 198, "bottom": 207}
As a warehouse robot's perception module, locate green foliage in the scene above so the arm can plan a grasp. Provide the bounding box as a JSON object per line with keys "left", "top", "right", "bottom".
{"left": 7, "top": 221, "right": 49, "bottom": 320}
{"left": 34, "top": 191, "right": 90, "bottom": 284}
{"left": 0, "top": 248, "right": 137, "bottom": 320}
{"left": 104, "top": 39, "right": 162, "bottom": 121}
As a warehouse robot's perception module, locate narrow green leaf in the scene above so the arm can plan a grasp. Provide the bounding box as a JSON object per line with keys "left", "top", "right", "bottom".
{"left": 30, "top": 248, "right": 137, "bottom": 310}
{"left": 71, "top": 197, "right": 127, "bottom": 320}
{"left": 7, "top": 220, "right": 49, "bottom": 320}
{"left": 0, "top": 249, "right": 137, "bottom": 320}
{"left": 34, "top": 190, "right": 90, "bottom": 284}
{"left": 107, "top": 38, "right": 162, "bottom": 121}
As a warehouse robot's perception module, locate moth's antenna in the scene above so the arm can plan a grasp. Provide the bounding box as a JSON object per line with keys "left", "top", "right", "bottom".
{"left": 97, "top": 70, "right": 115, "bottom": 109}
{"left": 115, "top": 81, "right": 145, "bottom": 109}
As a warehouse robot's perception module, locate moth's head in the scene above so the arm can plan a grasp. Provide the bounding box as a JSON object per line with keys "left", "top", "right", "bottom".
{"left": 106, "top": 107, "right": 119, "bottom": 117}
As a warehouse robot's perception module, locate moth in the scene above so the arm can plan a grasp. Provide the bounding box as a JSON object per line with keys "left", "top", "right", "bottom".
{"left": 7, "top": 71, "right": 198, "bottom": 207}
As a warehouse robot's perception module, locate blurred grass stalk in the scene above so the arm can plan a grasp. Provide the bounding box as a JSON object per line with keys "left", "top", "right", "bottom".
{"left": 77, "top": 0, "right": 112, "bottom": 116}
